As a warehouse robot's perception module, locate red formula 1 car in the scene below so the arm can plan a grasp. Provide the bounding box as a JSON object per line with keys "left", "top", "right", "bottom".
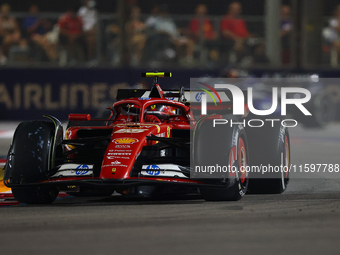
{"left": 3, "top": 72, "right": 290, "bottom": 204}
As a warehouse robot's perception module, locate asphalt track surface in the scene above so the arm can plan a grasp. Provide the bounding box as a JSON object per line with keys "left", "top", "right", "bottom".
{"left": 0, "top": 122, "right": 340, "bottom": 255}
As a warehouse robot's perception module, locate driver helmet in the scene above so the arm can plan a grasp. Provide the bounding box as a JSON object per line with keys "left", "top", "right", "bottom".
{"left": 145, "top": 104, "right": 172, "bottom": 121}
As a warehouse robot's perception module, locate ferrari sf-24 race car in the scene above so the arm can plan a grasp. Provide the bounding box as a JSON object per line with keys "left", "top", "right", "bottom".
{"left": 4, "top": 72, "right": 290, "bottom": 204}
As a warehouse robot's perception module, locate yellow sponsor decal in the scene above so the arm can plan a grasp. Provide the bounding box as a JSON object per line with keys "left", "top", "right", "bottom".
{"left": 113, "top": 138, "right": 139, "bottom": 144}
{"left": 154, "top": 125, "right": 160, "bottom": 133}
{"left": 167, "top": 126, "right": 171, "bottom": 137}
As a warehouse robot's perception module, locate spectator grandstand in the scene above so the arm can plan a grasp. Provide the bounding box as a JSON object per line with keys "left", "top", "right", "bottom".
{"left": 0, "top": 0, "right": 337, "bottom": 69}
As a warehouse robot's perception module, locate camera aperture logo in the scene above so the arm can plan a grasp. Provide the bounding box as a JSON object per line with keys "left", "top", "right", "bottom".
{"left": 195, "top": 82, "right": 223, "bottom": 107}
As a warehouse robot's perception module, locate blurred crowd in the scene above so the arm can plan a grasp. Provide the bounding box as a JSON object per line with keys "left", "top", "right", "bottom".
{"left": 0, "top": 1, "right": 295, "bottom": 68}
{"left": 323, "top": 4, "right": 340, "bottom": 66}
{"left": 0, "top": 1, "right": 98, "bottom": 65}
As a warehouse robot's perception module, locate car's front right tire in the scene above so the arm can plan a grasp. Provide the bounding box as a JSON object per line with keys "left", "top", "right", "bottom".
{"left": 193, "top": 117, "right": 248, "bottom": 201}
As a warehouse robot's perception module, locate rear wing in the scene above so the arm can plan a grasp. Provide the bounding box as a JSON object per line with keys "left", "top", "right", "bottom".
{"left": 117, "top": 89, "right": 231, "bottom": 104}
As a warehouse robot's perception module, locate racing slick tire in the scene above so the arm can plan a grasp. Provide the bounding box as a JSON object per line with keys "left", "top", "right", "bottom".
{"left": 5, "top": 121, "right": 59, "bottom": 204}
{"left": 245, "top": 118, "right": 290, "bottom": 194}
{"left": 291, "top": 90, "right": 336, "bottom": 128}
{"left": 193, "top": 117, "right": 249, "bottom": 201}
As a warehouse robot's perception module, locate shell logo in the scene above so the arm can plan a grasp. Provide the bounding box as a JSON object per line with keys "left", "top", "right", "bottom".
{"left": 113, "top": 138, "right": 139, "bottom": 144}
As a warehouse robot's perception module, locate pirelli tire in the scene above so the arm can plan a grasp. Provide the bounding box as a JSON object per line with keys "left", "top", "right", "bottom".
{"left": 245, "top": 117, "right": 290, "bottom": 194}
{"left": 292, "top": 90, "right": 336, "bottom": 128}
{"left": 5, "top": 121, "right": 59, "bottom": 204}
{"left": 193, "top": 117, "right": 249, "bottom": 201}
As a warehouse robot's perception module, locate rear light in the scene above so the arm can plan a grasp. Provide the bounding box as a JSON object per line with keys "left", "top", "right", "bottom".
{"left": 68, "top": 114, "right": 91, "bottom": 121}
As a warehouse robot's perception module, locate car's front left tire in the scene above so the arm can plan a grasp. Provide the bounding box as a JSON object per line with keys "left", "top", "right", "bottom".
{"left": 5, "top": 121, "right": 60, "bottom": 204}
